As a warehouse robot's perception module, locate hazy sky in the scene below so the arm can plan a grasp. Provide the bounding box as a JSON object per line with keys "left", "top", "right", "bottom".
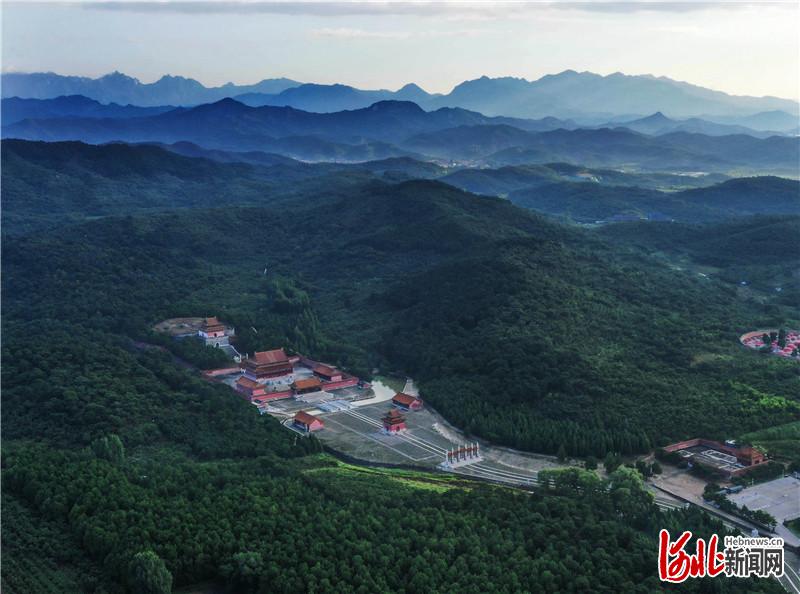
{"left": 2, "top": 1, "right": 799, "bottom": 100}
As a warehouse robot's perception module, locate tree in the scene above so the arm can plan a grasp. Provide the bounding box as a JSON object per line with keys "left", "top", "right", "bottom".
{"left": 223, "top": 551, "right": 263, "bottom": 593}
{"left": 129, "top": 551, "right": 172, "bottom": 594}
{"left": 556, "top": 444, "right": 567, "bottom": 463}
{"left": 778, "top": 328, "right": 787, "bottom": 348}
{"left": 753, "top": 510, "right": 777, "bottom": 530}
{"left": 608, "top": 466, "right": 653, "bottom": 523}
{"left": 91, "top": 434, "right": 125, "bottom": 466}
{"left": 585, "top": 456, "right": 598, "bottom": 471}
{"left": 651, "top": 461, "right": 662, "bottom": 475}
{"left": 604, "top": 452, "right": 621, "bottom": 474}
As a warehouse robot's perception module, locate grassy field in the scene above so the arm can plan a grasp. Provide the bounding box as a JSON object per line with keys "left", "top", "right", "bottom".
{"left": 302, "top": 456, "right": 468, "bottom": 493}
{"left": 373, "top": 374, "right": 407, "bottom": 393}
{"left": 740, "top": 421, "right": 800, "bottom": 461}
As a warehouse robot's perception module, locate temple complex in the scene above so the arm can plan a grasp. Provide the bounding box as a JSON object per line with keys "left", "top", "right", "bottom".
{"left": 243, "top": 348, "right": 294, "bottom": 383}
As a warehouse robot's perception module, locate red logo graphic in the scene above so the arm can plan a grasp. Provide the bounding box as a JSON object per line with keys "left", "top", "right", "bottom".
{"left": 658, "top": 529, "right": 725, "bottom": 583}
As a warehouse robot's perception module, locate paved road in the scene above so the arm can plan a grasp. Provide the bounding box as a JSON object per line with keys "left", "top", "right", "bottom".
{"left": 403, "top": 378, "right": 418, "bottom": 396}
{"left": 350, "top": 380, "right": 395, "bottom": 407}
{"left": 780, "top": 549, "right": 800, "bottom": 594}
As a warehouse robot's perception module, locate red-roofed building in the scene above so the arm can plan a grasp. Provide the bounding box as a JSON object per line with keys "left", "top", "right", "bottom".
{"left": 235, "top": 376, "right": 267, "bottom": 400}
{"left": 293, "top": 377, "right": 323, "bottom": 395}
{"left": 294, "top": 411, "right": 324, "bottom": 432}
{"left": 198, "top": 316, "right": 236, "bottom": 353}
{"left": 737, "top": 446, "right": 766, "bottom": 466}
{"left": 251, "top": 391, "right": 293, "bottom": 406}
{"left": 663, "top": 438, "right": 767, "bottom": 478}
{"left": 243, "top": 348, "right": 293, "bottom": 382}
{"left": 392, "top": 392, "right": 422, "bottom": 411}
{"left": 313, "top": 364, "right": 343, "bottom": 382}
{"left": 382, "top": 409, "right": 407, "bottom": 433}
{"left": 199, "top": 316, "right": 226, "bottom": 339}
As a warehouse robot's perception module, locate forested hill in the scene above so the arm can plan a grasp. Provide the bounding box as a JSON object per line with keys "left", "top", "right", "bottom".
{"left": 3, "top": 170, "right": 794, "bottom": 592}
{"left": 5, "top": 178, "right": 798, "bottom": 459}
{"left": 0, "top": 139, "right": 390, "bottom": 234}
{"left": 505, "top": 176, "right": 800, "bottom": 223}
{"left": 1, "top": 139, "right": 269, "bottom": 233}
{"left": 594, "top": 215, "right": 800, "bottom": 305}
{"left": 5, "top": 139, "right": 799, "bottom": 237}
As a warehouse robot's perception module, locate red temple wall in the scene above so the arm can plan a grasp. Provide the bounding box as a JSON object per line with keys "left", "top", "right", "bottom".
{"left": 322, "top": 377, "right": 359, "bottom": 391}
{"left": 384, "top": 422, "right": 407, "bottom": 432}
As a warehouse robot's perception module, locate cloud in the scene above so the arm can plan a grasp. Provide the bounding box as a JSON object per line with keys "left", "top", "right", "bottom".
{"left": 549, "top": 1, "right": 769, "bottom": 14}
{"left": 310, "top": 26, "right": 486, "bottom": 40}
{"left": 311, "top": 27, "right": 410, "bottom": 39}
{"left": 62, "top": 0, "right": 779, "bottom": 16}
{"left": 78, "top": 1, "right": 498, "bottom": 16}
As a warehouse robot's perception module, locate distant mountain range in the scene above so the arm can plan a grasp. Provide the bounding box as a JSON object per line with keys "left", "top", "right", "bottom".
{"left": 4, "top": 139, "right": 798, "bottom": 236}
{"left": 1, "top": 71, "right": 299, "bottom": 107}
{"left": 705, "top": 110, "right": 799, "bottom": 134}
{"left": 0, "top": 98, "right": 564, "bottom": 157}
{"left": 607, "top": 112, "right": 787, "bottom": 139}
{"left": 6, "top": 96, "right": 789, "bottom": 140}
{"left": 1, "top": 97, "right": 564, "bottom": 143}
{"left": 1, "top": 95, "right": 177, "bottom": 125}
{"left": 403, "top": 124, "right": 798, "bottom": 173}
{"left": 235, "top": 82, "right": 439, "bottom": 113}
{"left": 4, "top": 70, "right": 798, "bottom": 125}
{"left": 425, "top": 72, "right": 799, "bottom": 122}
{"left": 4, "top": 98, "right": 798, "bottom": 173}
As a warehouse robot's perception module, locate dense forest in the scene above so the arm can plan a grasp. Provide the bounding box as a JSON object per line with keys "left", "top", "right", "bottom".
{"left": 3, "top": 318, "right": 784, "bottom": 592}
{"left": 4, "top": 443, "right": 784, "bottom": 593}
{"left": 595, "top": 215, "right": 800, "bottom": 305}
{"left": 506, "top": 176, "right": 800, "bottom": 223}
{"left": 440, "top": 162, "right": 730, "bottom": 195}
{"left": 4, "top": 140, "right": 799, "bottom": 235}
{"left": 2, "top": 141, "right": 798, "bottom": 592}
{"left": 0, "top": 139, "right": 386, "bottom": 234}
{"left": 4, "top": 172, "right": 799, "bottom": 458}
{"left": 0, "top": 332, "right": 784, "bottom": 593}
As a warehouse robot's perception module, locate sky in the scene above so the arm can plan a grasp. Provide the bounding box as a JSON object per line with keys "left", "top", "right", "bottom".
{"left": 2, "top": 1, "right": 799, "bottom": 100}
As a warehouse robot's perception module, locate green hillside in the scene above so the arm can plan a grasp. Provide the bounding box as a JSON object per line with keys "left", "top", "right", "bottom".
{"left": 0, "top": 139, "right": 379, "bottom": 234}
{"left": 440, "top": 163, "right": 728, "bottom": 196}
{"left": 506, "top": 176, "right": 799, "bottom": 223}
{"left": 596, "top": 216, "right": 800, "bottom": 303}
{"left": 5, "top": 141, "right": 797, "bottom": 237}
{"left": 3, "top": 144, "right": 794, "bottom": 593}
{"left": 5, "top": 177, "right": 798, "bottom": 457}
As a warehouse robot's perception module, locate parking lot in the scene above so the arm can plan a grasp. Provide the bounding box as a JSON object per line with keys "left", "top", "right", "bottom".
{"left": 729, "top": 476, "right": 800, "bottom": 524}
